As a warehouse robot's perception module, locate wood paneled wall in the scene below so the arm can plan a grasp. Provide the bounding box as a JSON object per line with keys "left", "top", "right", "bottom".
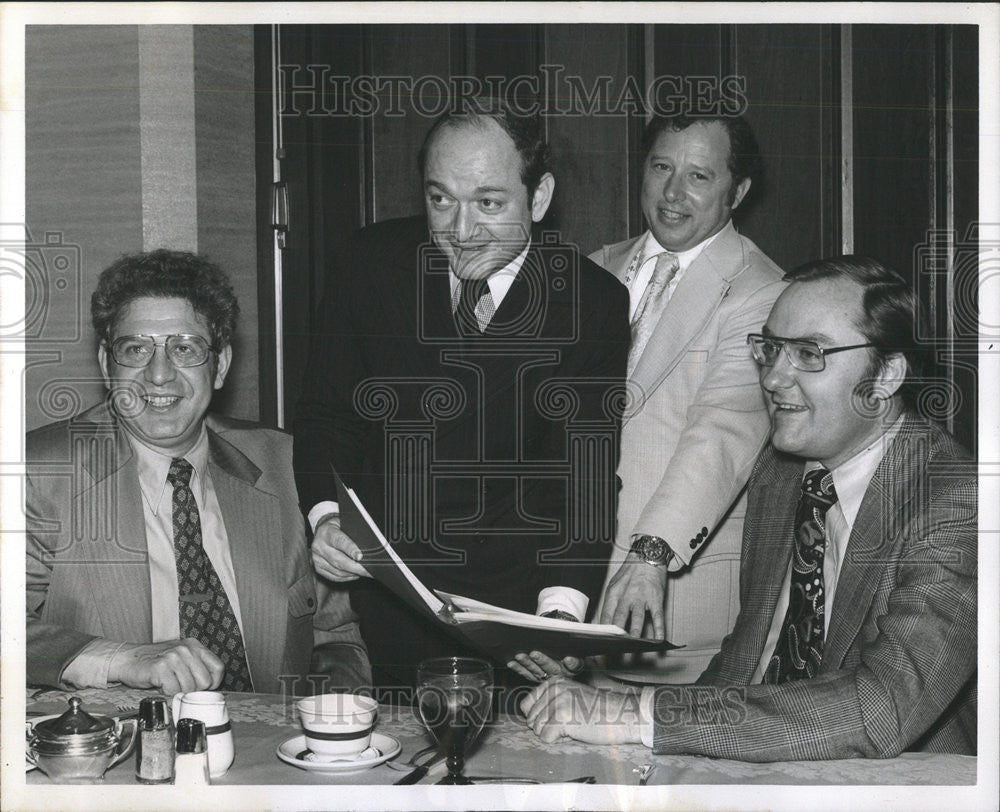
{"left": 270, "top": 23, "right": 978, "bottom": 451}
{"left": 25, "top": 24, "right": 259, "bottom": 431}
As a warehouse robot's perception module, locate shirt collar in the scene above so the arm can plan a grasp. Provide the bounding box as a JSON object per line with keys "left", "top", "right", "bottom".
{"left": 643, "top": 220, "right": 731, "bottom": 273}
{"left": 131, "top": 425, "right": 211, "bottom": 516}
{"left": 448, "top": 240, "right": 530, "bottom": 310}
{"left": 803, "top": 414, "right": 906, "bottom": 528}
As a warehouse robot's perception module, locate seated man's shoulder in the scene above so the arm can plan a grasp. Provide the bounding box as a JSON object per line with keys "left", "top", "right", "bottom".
{"left": 26, "top": 402, "right": 115, "bottom": 462}
{"left": 900, "top": 416, "right": 976, "bottom": 489}
{"left": 205, "top": 413, "right": 291, "bottom": 458}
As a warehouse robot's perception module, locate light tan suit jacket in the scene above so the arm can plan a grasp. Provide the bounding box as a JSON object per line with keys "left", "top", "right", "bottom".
{"left": 590, "top": 222, "right": 785, "bottom": 681}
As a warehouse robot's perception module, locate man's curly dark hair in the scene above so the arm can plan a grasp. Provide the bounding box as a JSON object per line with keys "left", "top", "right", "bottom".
{"left": 91, "top": 249, "right": 239, "bottom": 348}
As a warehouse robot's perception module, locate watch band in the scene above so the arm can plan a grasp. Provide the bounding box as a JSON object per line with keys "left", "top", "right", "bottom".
{"left": 630, "top": 534, "right": 674, "bottom": 567}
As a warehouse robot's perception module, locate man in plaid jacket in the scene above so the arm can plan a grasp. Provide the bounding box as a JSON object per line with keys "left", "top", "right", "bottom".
{"left": 519, "top": 256, "right": 976, "bottom": 760}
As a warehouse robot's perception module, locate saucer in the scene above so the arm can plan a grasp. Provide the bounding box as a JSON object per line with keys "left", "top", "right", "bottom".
{"left": 276, "top": 732, "right": 401, "bottom": 774}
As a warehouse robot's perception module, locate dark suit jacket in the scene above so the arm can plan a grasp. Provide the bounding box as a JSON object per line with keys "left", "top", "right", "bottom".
{"left": 26, "top": 403, "right": 371, "bottom": 694}
{"left": 652, "top": 415, "right": 977, "bottom": 759}
{"left": 294, "top": 216, "right": 629, "bottom": 682}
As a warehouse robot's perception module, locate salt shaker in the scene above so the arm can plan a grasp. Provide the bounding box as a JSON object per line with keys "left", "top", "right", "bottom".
{"left": 136, "top": 696, "right": 174, "bottom": 783}
{"left": 174, "top": 718, "right": 211, "bottom": 786}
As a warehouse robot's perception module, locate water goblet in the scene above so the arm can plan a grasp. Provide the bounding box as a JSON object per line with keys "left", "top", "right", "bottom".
{"left": 416, "top": 657, "right": 493, "bottom": 785}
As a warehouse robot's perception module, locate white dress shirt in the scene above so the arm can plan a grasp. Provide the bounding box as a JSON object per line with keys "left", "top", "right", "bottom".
{"left": 62, "top": 427, "right": 246, "bottom": 687}
{"left": 309, "top": 240, "right": 589, "bottom": 622}
{"left": 637, "top": 416, "right": 905, "bottom": 745}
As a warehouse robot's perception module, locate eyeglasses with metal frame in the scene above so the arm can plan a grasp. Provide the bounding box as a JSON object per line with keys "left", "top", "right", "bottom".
{"left": 746, "top": 333, "right": 878, "bottom": 372}
{"left": 109, "top": 334, "right": 216, "bottom": 368}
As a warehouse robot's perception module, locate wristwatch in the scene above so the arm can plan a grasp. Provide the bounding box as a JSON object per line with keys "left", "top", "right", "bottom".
{"left": 630, "top": 534, "right": 674, "bottom": 567}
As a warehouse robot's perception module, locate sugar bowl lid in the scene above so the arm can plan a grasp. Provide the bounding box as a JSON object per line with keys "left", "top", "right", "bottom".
{"left": 31, "top": 696, "right": 119, "bottom": 755}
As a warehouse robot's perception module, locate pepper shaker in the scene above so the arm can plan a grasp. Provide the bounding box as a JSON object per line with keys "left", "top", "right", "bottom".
{"left": 174, "top": 718, "right": 211, "bottom": 786}
{"left": 136, "top": 696, "right": 174, "bottom": 784}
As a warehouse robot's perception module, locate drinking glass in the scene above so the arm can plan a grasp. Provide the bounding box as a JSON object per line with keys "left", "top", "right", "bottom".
{"left": 416, "top": 657, "right": 493, "bottom": 785}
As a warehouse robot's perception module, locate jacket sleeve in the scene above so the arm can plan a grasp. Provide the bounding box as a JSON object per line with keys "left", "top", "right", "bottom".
{"left": 310, "top": 578, "right": 373, "bottom": 691}
{"left": 26, "top": 463, "right": 100, "bottom": 687}
{"left": 633, "top": 277, "right": 784, "bottom": 566}
{"left": 651, "top": 471, "right": 977, "bottom": 760}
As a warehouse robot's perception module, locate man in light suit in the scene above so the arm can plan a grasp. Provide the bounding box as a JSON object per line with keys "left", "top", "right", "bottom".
{"left": 592, "top": 115, "right": 786, "bottom": 682}
{"left": 521, "top": 257, "right": 977, "bottom": 759}
{"left": 26, "top": 250, "right": 370, "bottom": 695}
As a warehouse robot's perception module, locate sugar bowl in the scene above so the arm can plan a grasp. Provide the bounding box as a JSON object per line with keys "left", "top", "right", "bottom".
{"left": 26, "top": 696, "right": 138, "bottom": 782}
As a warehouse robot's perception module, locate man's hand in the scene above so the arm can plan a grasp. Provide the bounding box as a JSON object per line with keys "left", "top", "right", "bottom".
{"left": 108, "top": 639, "right": 225, "bottom": 694}
{"left": 311, "top": 515, "right": 371, "bottom": 582}
{"left": 521, "top": 677, "right": 643, "bottom": 745}
{"left": 507, "top": 651, "right": 584, "bottom": 682}
{"left": 600, "top": 551, "right": 668, "bottom": 638}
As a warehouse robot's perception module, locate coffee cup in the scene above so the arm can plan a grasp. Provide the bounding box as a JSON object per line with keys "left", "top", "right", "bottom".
{"left": 295, "top": 693, "right": 378, "bottom": 760}
{"left": 171, "top": 691, "right": 234, "bottom": 778}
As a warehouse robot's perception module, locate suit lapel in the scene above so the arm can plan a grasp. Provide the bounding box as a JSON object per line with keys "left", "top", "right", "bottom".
{"left": 736, "top": 452, "right": 800, "bottom": 677}
{"left": 625, "top": 226, "right": 747, "bottom": 422}
{"left": 823, "top": 417, "right": 924, "bottom": 667}
{"left": 486, "top": 246, "right": 558, "bottom": 337}
{"left": 75, "top": 407, "right": 153, "bottom": 641}
{"left": 420, "top": 248, "right": 456, "bottom": 340}
{"left": 208, "top": 429, "right": 286, "bottom": 690}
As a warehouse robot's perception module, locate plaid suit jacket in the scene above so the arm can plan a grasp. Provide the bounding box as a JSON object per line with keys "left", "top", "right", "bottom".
{"left": 651, "top": 414, "right": 977, "bottom": 760}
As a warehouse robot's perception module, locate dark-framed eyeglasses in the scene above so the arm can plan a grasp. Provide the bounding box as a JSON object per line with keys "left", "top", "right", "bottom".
{"left": 746, "top": 333, "right": 878, "bottom": 372}
{"left": 109, "top": 334, "right": 216, "bottom": 368}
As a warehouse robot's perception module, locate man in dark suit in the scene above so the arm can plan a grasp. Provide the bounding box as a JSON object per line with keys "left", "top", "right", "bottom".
{"left": 27, "top": 250, "right": 370, "bottom": 695}
{"left": 294, "top": 100, "right": 630, "bottom": 690}
{"left": 521, "top": 256, "right": 976, "bottom": 759}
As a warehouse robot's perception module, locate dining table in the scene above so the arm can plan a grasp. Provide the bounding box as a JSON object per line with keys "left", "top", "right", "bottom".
{"left": 20, "top": 685, "right": 979, "bottom": 809}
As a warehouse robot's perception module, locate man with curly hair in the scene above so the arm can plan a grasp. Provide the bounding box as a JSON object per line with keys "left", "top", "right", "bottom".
{"left": 26, "top": 250, "right": 370, "bottom": 694}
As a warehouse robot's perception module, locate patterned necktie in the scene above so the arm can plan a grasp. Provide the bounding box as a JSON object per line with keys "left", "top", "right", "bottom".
{"left": 762, "top": 467, "right": 838, "bottom": 684}
{"left": 454, "top": 277, "right": 494, "bottom": 335}
{"left": 627, "top": 251, "right": 680, "bottom": 377}
{"left": 168, "top": 458, "right": 253, "bottom": 692}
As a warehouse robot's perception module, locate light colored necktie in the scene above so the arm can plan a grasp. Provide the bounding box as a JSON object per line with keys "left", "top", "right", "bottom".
{"left": 627, "top": 251, "right": 680, "bottom": 377}
{"left": 454, "top": 277, "right": 495, "bottom": 334}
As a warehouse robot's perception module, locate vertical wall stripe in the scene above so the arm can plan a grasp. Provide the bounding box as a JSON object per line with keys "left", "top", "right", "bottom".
{"left": 271, "top": 25, "right": 286, "bottom": 427}
{"left": 943, "top": 27, "right": 957, "bottom": 434}
{"left": 138, "top": 26, "right": 198, "bottom": 252}
{"left": 643, "top": 24, "right": 655, "bottom": 123}
{"left": 840, "top": 24, "right": 854, "bottom": 254}
{"left": 360, "top": 25, "right": 375, "bottom": 226}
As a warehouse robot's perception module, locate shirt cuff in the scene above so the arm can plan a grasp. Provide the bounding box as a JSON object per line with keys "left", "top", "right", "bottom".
{"left": 60, "top": 639, "right": 128, "bottom": 689}
{"left": 664, "top": 546, "right": 684, "bottom": 573}
{"left": 308, "top": 501, "right": 340, "bottom": 532}
{"left": 639, "top": 685, "right": 656, "bottom": 748}
{"left": 536, "top": 587, "right": 589, "bottom": 622}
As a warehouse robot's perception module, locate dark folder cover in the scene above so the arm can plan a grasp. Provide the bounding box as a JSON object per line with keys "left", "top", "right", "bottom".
{"left": 334, "top": 472, "right": 677, "bottom": 664}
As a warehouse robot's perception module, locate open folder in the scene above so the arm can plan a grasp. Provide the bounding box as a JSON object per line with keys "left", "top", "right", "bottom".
{"left": 334, "top": 472, "right": 678, "bottom": 664}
